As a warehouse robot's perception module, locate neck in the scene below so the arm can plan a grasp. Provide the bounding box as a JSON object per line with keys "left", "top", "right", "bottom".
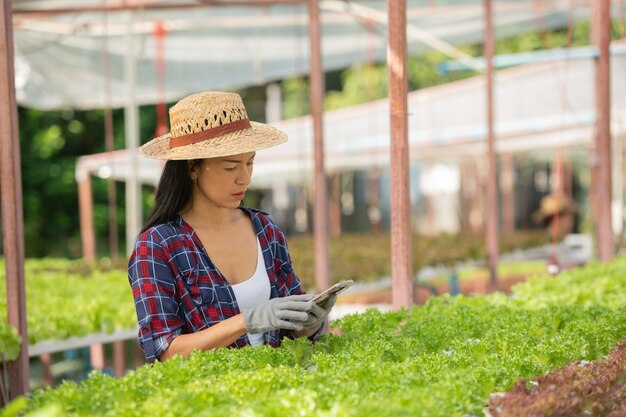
{"left": 182, "top": 196, "right": 241, "bottom": 229}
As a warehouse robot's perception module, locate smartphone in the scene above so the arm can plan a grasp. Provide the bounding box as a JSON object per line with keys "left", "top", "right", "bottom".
{"left": 312, "top": 280, "right": 355, "bottom": 305}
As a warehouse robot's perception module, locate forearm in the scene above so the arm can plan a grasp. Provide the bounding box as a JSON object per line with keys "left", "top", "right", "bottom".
{"left": 159, "top": 314, "right": 247, "bottom": 361}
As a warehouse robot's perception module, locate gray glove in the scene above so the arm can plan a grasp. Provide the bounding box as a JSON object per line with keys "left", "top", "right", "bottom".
{"left": 243, "top": 294, "right": 314, "bottom": 334}
{"left": 303, "top": 293, "right": 337, "bottom": 330}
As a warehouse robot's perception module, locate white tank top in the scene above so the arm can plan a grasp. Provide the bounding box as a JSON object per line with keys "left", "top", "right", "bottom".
{"left": 231, "top": 238, "right": 271, "bottom": 346}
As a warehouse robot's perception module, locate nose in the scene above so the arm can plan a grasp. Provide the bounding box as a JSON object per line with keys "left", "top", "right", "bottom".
{"left": 236, "top": 165, "right": 252, "bottom": 185}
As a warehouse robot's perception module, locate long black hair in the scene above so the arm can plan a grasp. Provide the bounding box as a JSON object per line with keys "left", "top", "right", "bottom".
{"left": 142, "top": 159, "right": 201, "bottom": 233}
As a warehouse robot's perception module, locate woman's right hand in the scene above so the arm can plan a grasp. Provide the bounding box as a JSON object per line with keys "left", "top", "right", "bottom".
{"left": 243, "top": 294, "right": 314, "bottom": 334}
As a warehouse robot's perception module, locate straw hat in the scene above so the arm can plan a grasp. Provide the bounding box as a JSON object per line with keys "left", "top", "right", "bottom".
{"left": 532, "top": 194, "right": 579, "bottom": 224}
{"left": 139, "top": 91, "right": 287, "bottom": 160}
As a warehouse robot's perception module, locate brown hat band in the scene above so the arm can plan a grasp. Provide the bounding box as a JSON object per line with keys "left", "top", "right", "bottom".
{"left": 169, "top": 118, "right": 252, "bottom": 149}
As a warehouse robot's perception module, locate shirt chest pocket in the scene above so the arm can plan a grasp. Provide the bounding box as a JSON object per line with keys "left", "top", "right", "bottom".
{"left": 180, "top": 264, "right": 217, "bottom": 306}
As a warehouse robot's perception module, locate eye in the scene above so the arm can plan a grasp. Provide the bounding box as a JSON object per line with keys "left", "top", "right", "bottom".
{"left": 225, "top": 166, "right": 237, "bottom": 171}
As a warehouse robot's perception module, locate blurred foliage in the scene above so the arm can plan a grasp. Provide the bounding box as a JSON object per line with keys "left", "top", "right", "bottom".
{"left": 282, "top": 21, "right": 625, "bottom": 117}
{"left": 6, "top": 21, "right": 621, "bottom": 258}
{"left": 0, "top": 230, "right": 548, "bottom": 344}
{"left": 12, "top": 106, "right": 155, "bottom": 257}
{"left": 16, "top": 255, "right": 626, "bottom": 417}
{"left": 0, "top": 257, "right": 136, "bottom": 344}
{"left": 18, "top": 108, "right": 104, "bottom": 258}
{"left": 424, "top": 260, "right": 548, "bottom": 284}
{"left": 288, "top": 230, "right": 550, "bottom": 288}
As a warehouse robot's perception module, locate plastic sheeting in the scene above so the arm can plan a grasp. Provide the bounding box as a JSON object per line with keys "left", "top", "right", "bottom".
{"left": 13, "top": 0, "right": 592, "bottom": 110}
{"left": 76, "top": 48, "right": 626, "bottom": 187}
{"left": 255, "top": 47, "right": 626, "bottom": 183}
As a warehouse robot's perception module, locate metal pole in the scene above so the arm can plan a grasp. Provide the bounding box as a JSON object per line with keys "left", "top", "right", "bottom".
{"left": 39, "top": 354, "right": 52, "bottom": 386}
{"left": 308, "top": 0, "right": 330, "bottom": 292}
{"left": 113, "top": 340, "right": 126, "bottom": 377}
{"left": 592, "top": 0, "right": 613, "bottom": 261}
{"left": 89, "top": 344, "right": 105, "bottom": 371}
{"left": 388, "top": 0, "right": 413, "bottom": 308}
{"left": 105, "top": 116, "right": 119, "bottom": 260}
{"left": 102, "top": 3, "right": 119, "bottom": 261}
{"left": 0, "top": 0, "right": 29, "bottom": 400}
{"left": 484, "top": 0, "right": 499, "bottom": 291}
{"left": 14, "top": 0, "right": 304, "bottom": 15}
{"left": 265, "top": 83, "right": 282, "bottom": 124}
{"left": 501, "top": 154, "right": 515, "bottom": 233}
{"left": 425, "top": 160, "right": 436, "bottom": 236}
{"left": 125, "top": 11, "right": 142, "bottom": 255}
{"left": 368, "top": 168, "right": 382, "bottom": 234}
{"left": 329, "top": 172, "right": 341, "bottom": 237}
{"left": 78, "top": 176, "right": 97, "bottom": 261}
{"left": 613, "top": 129, "right": 623, "bottom": 239}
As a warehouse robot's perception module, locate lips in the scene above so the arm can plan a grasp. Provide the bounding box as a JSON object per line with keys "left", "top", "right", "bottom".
{"left": 232, "top": 191, "right": 246, "bottom": 199}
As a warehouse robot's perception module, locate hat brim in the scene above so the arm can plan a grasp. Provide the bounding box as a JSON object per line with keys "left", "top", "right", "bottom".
{"left": 139, "top": 121, "right": 287, "bottom": 160}
{"left": 532, "top": 204, "right": 579, "bottom": 223}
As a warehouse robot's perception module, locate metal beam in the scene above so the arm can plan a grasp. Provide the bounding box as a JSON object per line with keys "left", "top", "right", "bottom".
{"left": 0, "top": 0, "right": 29, "bottom": 401}
{"left": 323, "top": 0, "right": 482, "bottom": 73}
{"left": 592, "top": 0, "right": 613, "bottom": 261}
{"left": 438, "top": 45, "right": 616, "bottom": 74}
{"left": 78, "top": 176, "right": 97, "bottom": 261}
{"left": 13, "top": 0, "right": 305, "bottom": 16}
{"left": 484, "top": 0, "right": 499, "bottom": 291}
{"left": 308, "top": 0, "right": 330, "bottom": 293}
{"left": 501, "top": 153, "right": 515, "bottom": 233}
{"left": 388, "top": 0, "right": 413, "bottom": 309}
{"left": 125, "top": 11, "right": 142, "bottom": 256}
{"left": 28, "top": 329, "right": 137, "bottom": 357}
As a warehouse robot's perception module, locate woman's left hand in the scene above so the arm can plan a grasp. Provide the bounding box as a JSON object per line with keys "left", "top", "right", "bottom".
{"left": 302, "top": 294, "right": 337, "bottom": 330}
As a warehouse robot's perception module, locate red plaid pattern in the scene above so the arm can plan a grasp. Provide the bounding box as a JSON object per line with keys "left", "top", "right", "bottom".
{"left": 128, "top": 207, "right": 320, "bottom": 362}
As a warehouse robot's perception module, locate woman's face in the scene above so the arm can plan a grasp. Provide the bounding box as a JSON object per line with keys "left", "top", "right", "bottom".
{"left": 190, "top": 151, "right": 255, "bottom": 209}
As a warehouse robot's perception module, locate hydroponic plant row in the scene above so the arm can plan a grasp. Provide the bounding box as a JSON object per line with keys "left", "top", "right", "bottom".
{"left": 2, "top": 256, "right": 624, "bottom": 417}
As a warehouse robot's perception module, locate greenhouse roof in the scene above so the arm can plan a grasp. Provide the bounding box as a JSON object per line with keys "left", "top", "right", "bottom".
{"left": 13, "top": 0, "right": 599, "bottom": 110}
{"left": 76, "top": 44, "right": 626, "bottom": 187}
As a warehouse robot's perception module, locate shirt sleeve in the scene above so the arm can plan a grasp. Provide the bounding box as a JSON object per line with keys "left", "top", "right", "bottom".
{"left": 128, "top": 230, "right": 184, "bottom": 362}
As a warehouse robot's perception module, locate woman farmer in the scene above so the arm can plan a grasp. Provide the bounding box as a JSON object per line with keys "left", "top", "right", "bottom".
{"left": 128, "top": 91, "right": 335, "bottom": 362}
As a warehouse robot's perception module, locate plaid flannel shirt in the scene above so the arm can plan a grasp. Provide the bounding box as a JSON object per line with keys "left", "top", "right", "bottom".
{"left": 128, "top": 207, "right": 323, "bottom": 362}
